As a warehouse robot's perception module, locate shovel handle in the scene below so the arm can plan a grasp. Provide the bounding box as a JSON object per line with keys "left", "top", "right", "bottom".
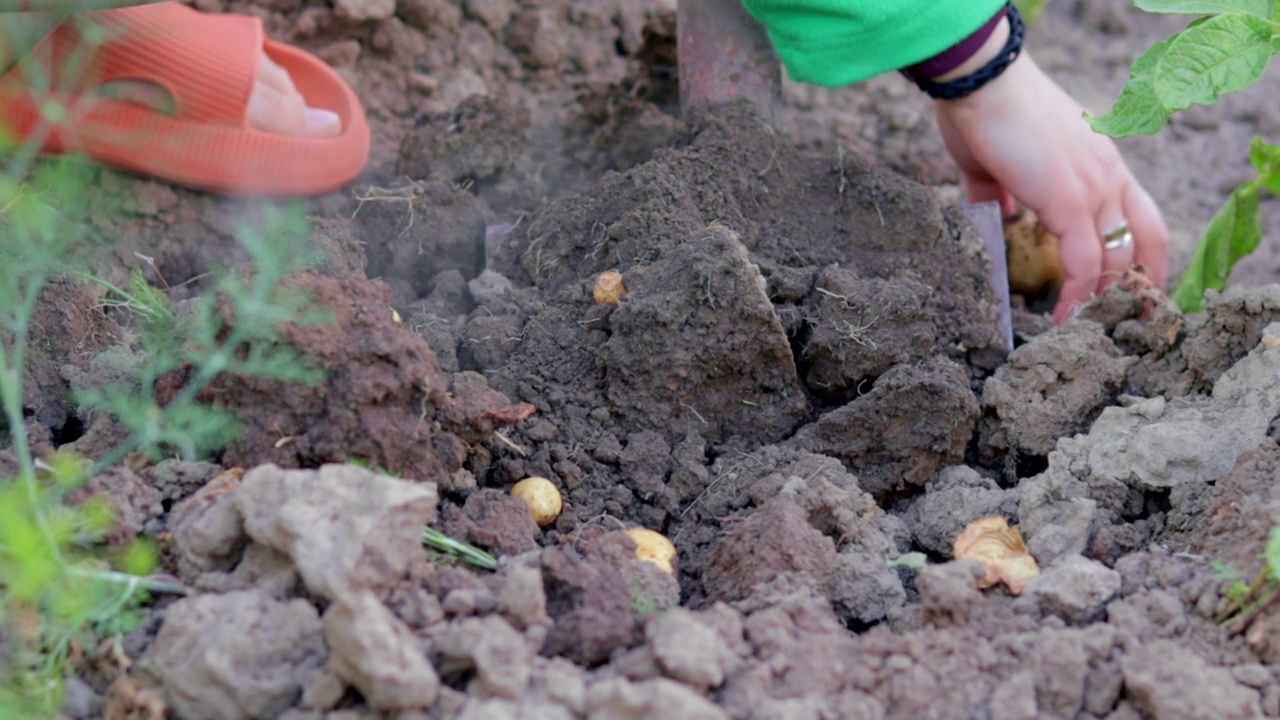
{"left": 677, "top": 0, "right": 782, "bottom": 126}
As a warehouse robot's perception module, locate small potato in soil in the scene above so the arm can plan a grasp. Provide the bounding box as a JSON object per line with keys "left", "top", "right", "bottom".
{"left": 1005, "top": 208, "right": 1065, "bottom": 296}
{"left": 625, "top": 528, "right": 676, "bottom": 574}
{"left": 593, "top": 270, "right": 626, "bottom": 306}
{"left": 511, "top": 476, "right": 563, "bottom": 527}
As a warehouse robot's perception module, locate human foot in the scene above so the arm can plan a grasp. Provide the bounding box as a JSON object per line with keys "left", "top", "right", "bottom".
{"left": 0, "top": 12, "right": 340, "bottom": 138}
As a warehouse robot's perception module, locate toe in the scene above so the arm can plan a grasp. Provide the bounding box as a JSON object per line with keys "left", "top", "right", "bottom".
{"left": 257, "top": 53, "right": 298, "bottom": 97}
{"left": 247, "top": 52, "right": 340, "bottom": 138}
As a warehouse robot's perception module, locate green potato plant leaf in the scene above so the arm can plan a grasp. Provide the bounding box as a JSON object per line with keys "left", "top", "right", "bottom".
{"left": 1093, "top": 3, "right": 1279, "bottom": 314}
{"left": 1168, "top": 136, "right": 1280, "bottom": 311}
{"left": 1152, "top": 13, "right": 1274, "bottom": 111}
{"left": 1086, "top": 38, "right": 1175, "bottom": 136}
{"left": 1136, "top": 0, "right": 1276, "bottom": 18}
{"left": 1250, "top": 135, "right": 1280, "bottom": 193}
{"left": 1267, "top": 524, "right": 1280, "bottom": 580}
{"left": 1170, "top": 181, "right": 1262, "bottom": 312}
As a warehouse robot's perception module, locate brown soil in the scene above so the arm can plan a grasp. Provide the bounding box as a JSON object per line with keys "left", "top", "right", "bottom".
{"left": 11, "top": 0, "right": 1280, "bottom": 718}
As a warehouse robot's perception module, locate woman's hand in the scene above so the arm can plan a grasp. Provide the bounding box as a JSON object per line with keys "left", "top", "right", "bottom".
{"left": 934, "top": 50, "right": 1169, "bottom": 324}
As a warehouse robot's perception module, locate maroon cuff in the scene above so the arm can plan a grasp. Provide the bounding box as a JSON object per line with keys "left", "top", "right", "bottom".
{"left": 906, "top": 5, "right": 1009, "bottom": 80}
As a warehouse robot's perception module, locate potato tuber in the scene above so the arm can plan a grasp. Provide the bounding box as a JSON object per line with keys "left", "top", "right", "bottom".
{"left": 593, "top": 270, "right": 627, "bottom": 306}
{"left": 1005, "top": 208, "right": 1066, "bottom": 296}
{"left": 625, "top": 528, "right": 676, "bottom": 574}
{"left": 952, "top": 516, "right": 1040, "bottom": 595}
{"left": 511, "top": 476, "right": 563, "bottom": 527}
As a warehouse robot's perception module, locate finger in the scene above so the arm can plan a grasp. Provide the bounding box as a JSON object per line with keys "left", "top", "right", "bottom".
{"left": 997, "top": 188, "right": 1018, "bottom": 218}
{"left": 1051, "top": 221, "right": 1105, "bottom": 325}
{"left": 1123, "top": 182, "right": 1171, "bottom": 290}
{"left": 1096, "top": 196, "right": 1135, "bottom": 293}
{"left": 963, "top": 171, "right": 1006, "bottom": 206}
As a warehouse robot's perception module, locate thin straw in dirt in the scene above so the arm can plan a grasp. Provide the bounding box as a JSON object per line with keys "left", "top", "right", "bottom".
{"left": 422, "top": 527, "right": 498, "bottom": 571}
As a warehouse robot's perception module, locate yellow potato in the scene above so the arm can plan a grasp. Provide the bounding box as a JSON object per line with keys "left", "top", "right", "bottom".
{"left": 511, "top": 476, "right": 563, "bottom": 528}
{"left": 593, "top": 270, "right": 627, "bottom": 306}
{"left": 953, "top": 516, "right": 1041, "bottom": 595}
{"left": 625, "top": 528, "right": 676, "bottom": 574}
{"left": 1005, "top": 208, "right": 1066, "bottom": 296}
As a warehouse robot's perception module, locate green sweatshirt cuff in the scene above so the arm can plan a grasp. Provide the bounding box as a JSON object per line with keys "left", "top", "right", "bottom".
{"left": 742, "top": 0, "right": 1009, "bottom": 88}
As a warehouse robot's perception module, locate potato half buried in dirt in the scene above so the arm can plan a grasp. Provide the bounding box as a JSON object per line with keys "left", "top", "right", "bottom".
{"left": 953, "top": 516, "right": 1040, "bottom": 595}
{"left": 1005, "top": 208, "right": 1066, "bottom": 295}
{"left": 625, "top": 528, "right": 676, "bottom": 574}
{"left": 510, "top": 476, "right": 563, "bottom": 527}
{"left": 593, "top": 270, "right": 626, "bottom": 305}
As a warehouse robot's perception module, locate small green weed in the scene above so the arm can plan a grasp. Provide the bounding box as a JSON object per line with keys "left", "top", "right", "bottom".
{"left": 1215, "top": 525, "right": 1280, "bottom": 630}
{"left": 1088, "top": 0, "right": 1280, "bottom": 312}
{"left": 422, "top": 527, "right": 499, "bottom": 571}
{"left": 76, "top": 204, "right": 327, "bottom": 470}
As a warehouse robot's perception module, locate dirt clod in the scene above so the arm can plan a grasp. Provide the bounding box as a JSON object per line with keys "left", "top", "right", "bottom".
{"left": 441, "top": 488, "right": 539, "bottom": 556}
{"left": 142, "top": 590, "right": 327, "bottom": 720}
{"left": 1122, "top": 640, "right": 1263, "bottom": 719}
{"left": 539, "top": 543, "right": 644, "bottom": 667}
{"left": 324, "top": 590, "right": 439, "bottom": 711}
{"left": 237, "top": 463, "right": 437, "bottom": 600}
{"left": 211, "top": 272, "right": 532, "bottom": 482}
{"left": 981, "top": 319, "right": 1134, "bottom": 460}
{"left": 791, "top": 356, "right": 980, "bottom": 497}
{"left": 1024, "top": 554, "right": 1121, "bottom": 624}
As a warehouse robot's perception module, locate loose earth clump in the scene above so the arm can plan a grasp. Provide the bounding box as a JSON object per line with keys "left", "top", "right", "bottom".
{"left": 13, "top": 1, "right": 1280, "bottom": 719}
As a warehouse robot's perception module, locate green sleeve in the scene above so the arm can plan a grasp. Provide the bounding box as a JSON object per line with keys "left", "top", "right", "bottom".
{"left": 740, "top": 0, "right": 1008, "bottom": 87}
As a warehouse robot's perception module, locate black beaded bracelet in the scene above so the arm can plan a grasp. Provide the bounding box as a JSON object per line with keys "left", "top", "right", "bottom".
{"left": 903, "top": 2, "right": 1026, "bottom": 101}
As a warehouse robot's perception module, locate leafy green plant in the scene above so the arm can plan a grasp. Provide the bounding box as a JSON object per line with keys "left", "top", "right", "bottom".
{"left": 0, "top": 23, "right": 327, "bottom": 708}
{"left": 0, "top": 183, "right": 330, "bottom": 716}
{"left": 1087, "top": 0, "right": 1280, "bottom": 312}
{"left": 0, "top": 147, "right": 173, "bottom": 718}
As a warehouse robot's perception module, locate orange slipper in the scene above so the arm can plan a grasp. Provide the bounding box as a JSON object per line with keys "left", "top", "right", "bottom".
{"left": 0, "top": 2, "right": 370, "bottom": 196}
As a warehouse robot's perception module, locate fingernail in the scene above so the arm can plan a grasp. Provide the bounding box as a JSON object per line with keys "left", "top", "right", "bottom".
{"left": 304, "top": 107, "right": 341, "bottom": 137}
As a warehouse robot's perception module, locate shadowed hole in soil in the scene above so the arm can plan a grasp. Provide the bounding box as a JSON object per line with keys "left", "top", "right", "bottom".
{"left": 51, "top": 415, "right": 85, "bottom": 446}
